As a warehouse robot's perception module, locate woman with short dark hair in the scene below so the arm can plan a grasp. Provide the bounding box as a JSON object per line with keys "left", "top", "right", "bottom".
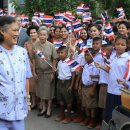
{"left": 0, "top": 16, "right": 32, "bottom": 130}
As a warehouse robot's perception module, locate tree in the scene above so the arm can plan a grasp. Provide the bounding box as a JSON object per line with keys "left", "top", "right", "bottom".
{"left": 12, "top": 0, "right": 130, "bottom": 19}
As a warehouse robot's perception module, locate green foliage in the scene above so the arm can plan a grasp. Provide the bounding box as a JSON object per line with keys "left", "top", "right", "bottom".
{"left": 12, "top": 0, "right": 130, "bottom": 19}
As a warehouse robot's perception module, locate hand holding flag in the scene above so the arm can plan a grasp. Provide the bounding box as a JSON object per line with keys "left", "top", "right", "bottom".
{"left": 34, "top": 50, "right": 56, "bottom": 71}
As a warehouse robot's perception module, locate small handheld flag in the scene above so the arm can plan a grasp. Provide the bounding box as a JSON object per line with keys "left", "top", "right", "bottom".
{"left": 34, "top": 50, "right": 54, "bottom": 68}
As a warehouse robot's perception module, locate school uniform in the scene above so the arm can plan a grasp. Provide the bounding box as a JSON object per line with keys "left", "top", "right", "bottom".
{"left": 98, "top": 62, "right": 109, "bottom": 108}
{"left": 105, "top": 52, "right": 130, "bottom": 122}
{"left": 81, "top": 62, "right": 99, "bottom": 108}
{"left": 57, "top": 59, "right": 73, "bottom": 104}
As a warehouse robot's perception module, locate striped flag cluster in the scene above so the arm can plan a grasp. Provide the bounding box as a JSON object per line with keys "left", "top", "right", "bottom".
{"left": 32, "top": 16, "right": 42, "bottom": 27}
{"left": 116, "top": 7, "right": 125, "bottom": 20}
{"left": 65, "top": 58, "right": 81, "bottom": 71}
{"left": 32, "top": 12, "right": 54, "bottom": 27}
{"left": 76, "top": 4, "right": 90, "bottom": 16}
{"left": 53, "top": 40, "right": 64, "bottom": 49}
{"left": 82, "top": 12, "right": 92, "bottom": 23}
{"left": 21, "top": 16, "right": 30, "bottom": 27}
{"left": 72, "top": 20, "right": 83, "bottom": 33}
{"left": 0, "top": 8, "right": 3, "bottom": 16}
{"left": 104, "top": 22, "right": 115, "bottom": 40}
{"left": 76, "top": 4, "right": 92, "bottom": 23}
{"left": 123, "top": 60, "right": 130, "bottom": 80}
{"left": 76, "top": 39, "right": 88, "bottom": 52}
{"left": 100, "top": 12, "right": 109, "bottom": 23}
{"left": 34, "top": 50, "right": 46, "bottom": 60}
{"left": 43, "top": 15, "right": 54, "bottom": 27}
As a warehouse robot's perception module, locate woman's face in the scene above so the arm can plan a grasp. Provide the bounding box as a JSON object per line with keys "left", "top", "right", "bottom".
{"left": 38, "top": 30, "right": 48, "bottom": 44}
{"left": 54, "top": 28, "right": 61, "bottom": 39}
{"left": 50, "top": 27, "right": 55, "bottom": 37}
{"left": 90, "top": 26, "right": 101, "bottom": 38}
{"left": 61, "top": 27, "right": 68, "bottom": 39}
{"left": 30, "top": 29, "right": 38, "bottom": 40}
{"left": 118, "top": 24, "right": 128, "bottom": 36}
{"left": 80, "top": 29, "right": 88, "bottom": 40}
{"left": 2, "top": 22, "right": 19, "bottom": 46}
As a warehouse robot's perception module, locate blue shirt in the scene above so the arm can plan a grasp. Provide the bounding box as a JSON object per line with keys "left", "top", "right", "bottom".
{"left": 0, "top": 45, "right": 32, "bottom": 121}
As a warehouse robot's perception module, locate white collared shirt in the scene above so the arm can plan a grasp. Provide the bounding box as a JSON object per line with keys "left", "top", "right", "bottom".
{"left": 82, "top": 62, "right": 99, "bottom": 86}
{"left": 108, "top": 52, "right": 130, "bottom": 95}
{"left": 57, "top": 59, "right": 73, "bottom": 80}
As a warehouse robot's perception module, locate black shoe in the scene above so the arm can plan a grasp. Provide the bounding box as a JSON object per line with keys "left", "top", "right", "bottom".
{"left": 44, "top": 113, "right": 51, "bottom": 118}
{"left": 31, "top": 105, "right": 37, "bottom": 110}
{"left": 37, "top": 110, "right": 47, "bottom": 116}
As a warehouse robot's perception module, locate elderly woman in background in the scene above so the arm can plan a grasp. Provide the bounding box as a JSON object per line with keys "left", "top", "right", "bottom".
{"left": 24, "top": 25, "right": 39, "bottom": 110}
{"left": 31, "top": 26, "right": 58, "bottom": 118}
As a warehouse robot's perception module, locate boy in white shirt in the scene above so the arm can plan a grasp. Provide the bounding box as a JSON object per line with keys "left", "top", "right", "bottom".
{"left": 55, "top": 46, "right": 75, "bottom": 124}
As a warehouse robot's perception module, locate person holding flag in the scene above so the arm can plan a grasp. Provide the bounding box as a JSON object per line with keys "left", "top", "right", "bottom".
{"left": 31, "top": 26, "right": 58, "bottom": 118}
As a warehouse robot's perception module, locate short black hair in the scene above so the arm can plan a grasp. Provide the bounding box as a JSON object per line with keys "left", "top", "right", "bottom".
{"left": 57, "top": 45, "right": 68, "bottom": 52}
{"left": 118, "top": 21, "right": 129, "bottom": 30}
{"left": 0, "top": 16, "right": 16, "bottom": 42}
{"left": 26, "top": 25, "right": 39, "bottom": 36}
{"left": 115, "top": 35, "right": 128, "bottom": 45}
{"left": 92, "top": 37, "right": 102, "bottom": 43}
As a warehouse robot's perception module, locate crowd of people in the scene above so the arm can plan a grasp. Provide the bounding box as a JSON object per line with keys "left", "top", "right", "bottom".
{"left": 17, "top": 14, "right": 130, "bottom": 129}
{"left": 0, "top": 5, "right": 130, "bottom": 130}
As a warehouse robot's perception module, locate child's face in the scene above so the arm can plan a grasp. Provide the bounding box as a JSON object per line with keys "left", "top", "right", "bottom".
{"left": 90, "top": 26, "right": 101, "bottom": 38}
{"left": 115, "top": 38, "right": 127, "bottom": 55}
{"left": 92, "top": 40, "right": 102, "bottom": 51}
{"left": 58, "top": 50, "right": 68, "bottom": 60}
{"left": 85, "top": 52, "right": 93, "bottom": 63}
{"left": 54, "top": 28, "right": 61, "bottom": 38}
{"left": 80, "top": 29, "right": 88, "bottom": 40}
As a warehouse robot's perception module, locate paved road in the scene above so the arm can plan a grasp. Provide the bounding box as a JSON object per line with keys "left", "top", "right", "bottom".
{"left": 25, "top": 108, "right": 96, "bottom": 130}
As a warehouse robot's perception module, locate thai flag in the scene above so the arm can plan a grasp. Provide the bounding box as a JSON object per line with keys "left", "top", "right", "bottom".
{"left": 54, "top": 13, "right": 64, "bottom": 23}
{"left": 21, "top": 16, "right": 30, "bottom": 26}
{"left": 101, "top": 50, "right": 110, "bottom": 64}
{"left": 83, "top": 6, "right": 90, "bottom": 13}
{"left": 0, "top": 8, "right": 3, "bottom": 16}
{"left": 43, "top": 15, "right": 54, "bottom": 27}
{"left": 66, "top": 22, "right": 72, "bottom": 33}
{"left": 72, "top": 21, "right": 83, "bottom": 32}
{"left": 53, "top": 40, "right": 63, "bottom": 49}
{"left": 65, "top": 58, "right": 81, "bottom": 71}
{"left": 76, "top": 5, "right": 84, "bottom": 15}
{"left": 62, "top": 14, "right": 73, "bottom": 25}
{"left": 32, "top": 16, "right": 41, "bottom": 27}
{"left": 39, "top": 12, "right": 44, "bottom": 20}
{"left": 10, "top": 13, "right": 16, "bottom": 17}
{"left": 70, "top": 61, "right": 81, "bottom": 71}
{"left": 34, "top": 12, "right": 39, "bottom": 17}
{"left": 82, "top": 12, "right": 92, "bottom": 22}
{"left": 34, "top": 50, "right": 46, "bottom": 60}
{"left": 100, "top": 12, "right": 108, "bottom": 23}
{"left": 117, "top": 7, "right": 125, "bottom": 20}
{"left": 76, "top": 39, "right": 88, "bottom": 52}
{"left": 65, "top": 10, "right": 73, "bottom": 16}
{"left": 124, "top": 60, "right": 130, "bottom": 80}
{"left": 104, "top": 22, "right": 115, "bottom": 40}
